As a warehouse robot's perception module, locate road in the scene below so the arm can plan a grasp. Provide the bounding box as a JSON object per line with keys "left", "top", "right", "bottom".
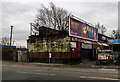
{"left": 2, "top": 61, "right": 119, "bottom": 81}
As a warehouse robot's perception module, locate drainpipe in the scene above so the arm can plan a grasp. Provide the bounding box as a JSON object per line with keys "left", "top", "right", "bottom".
{"left": 70, "top": 36, "right": 72, "bottom": 65}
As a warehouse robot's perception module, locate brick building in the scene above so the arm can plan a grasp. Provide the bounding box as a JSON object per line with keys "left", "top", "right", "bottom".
{"left": 27, "top": 16, "right": 112, "bottom": 64}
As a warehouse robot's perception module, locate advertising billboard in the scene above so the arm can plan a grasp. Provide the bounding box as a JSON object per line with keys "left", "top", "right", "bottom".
{"left": 97, "top": 49, "right": 112, "bottom": 60}
{"left": 69, "top": 17, "right": 98, "bottom": 41}
{"left": 98, "top": 54, "right": 110, "bottom": 60}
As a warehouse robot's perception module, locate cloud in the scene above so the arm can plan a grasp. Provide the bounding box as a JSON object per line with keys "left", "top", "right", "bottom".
{"left": 57, "top": 2, "right": 118, "bottom": 36}
{"left": 2, "top": 2, "right": 39, "bottom": 40}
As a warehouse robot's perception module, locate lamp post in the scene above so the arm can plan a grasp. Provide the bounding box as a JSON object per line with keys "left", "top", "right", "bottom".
{"left": 10, "top": 25, "right": 13, "bottom": 46}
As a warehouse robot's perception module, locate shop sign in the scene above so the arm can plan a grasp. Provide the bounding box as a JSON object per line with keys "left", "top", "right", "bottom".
{"left": 49, "top": 52, "right": 51, "bottom": 59}
{"left": 113, "top": 39, "right": 120, "bottom": 44}
{"left": 98, "top": 54, "right": 110, "bottom": 60}
{"left": 82, "top": 43, "right": 92, "bottom": 49}
{"left": 70, "top": 42, "right": 76, "bottom": 48}
{"left": 69, "top": 16, "right": 98, "bottom": 41}
{"left": 97, "top": 49, "right": 111, "bottom": 53}
{"left": 108, "top": 39, "right": 120, "bottom": 44}
{"left": 97, "top": 47, "right": 100, "bottom": 49}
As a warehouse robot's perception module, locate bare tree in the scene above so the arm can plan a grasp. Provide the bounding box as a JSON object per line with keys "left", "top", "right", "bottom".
{"left": 95, "top": 22, "right": 101, "bottom": 33}
{"left": 112, "top": 29, "right": 119, "bottom": 39}
{"left": 33, "top": 2, "right": 69, "bottom": 31}
{"left": 95, "top": 23, "right": 107, "bottom": 34}
{"left": 101, "top": 25, "right": 107, "bottom": 34}
{"left": 1, "top": 37, "right": 9, "bottom": 45}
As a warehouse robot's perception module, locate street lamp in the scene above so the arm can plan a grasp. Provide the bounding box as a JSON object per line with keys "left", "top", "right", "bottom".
{"left": 10, "top": 25, "right": 13, "bottom": 46}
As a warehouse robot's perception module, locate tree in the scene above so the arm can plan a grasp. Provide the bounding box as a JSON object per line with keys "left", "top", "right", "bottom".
{"left": 1, "top": 37, "right": 9, "bottom": 45}
{"left": 95, "top": 22, "right": 101, "bottom": 33}
{"left": 95, "top": 23, "right": 107, "bottom": 34}
{"left": 101, "top": 25, "right": 107, "bottom": 34}
{"left": 112, "top": 29, "right": 119, "bottom": 39}
{"left": 33, "top": 2, "right": 69, "bottom": 31}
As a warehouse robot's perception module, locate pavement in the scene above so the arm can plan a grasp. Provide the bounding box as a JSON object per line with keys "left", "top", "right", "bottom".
{"left": 2, "top": 61, "right": 120, "bottom": 70}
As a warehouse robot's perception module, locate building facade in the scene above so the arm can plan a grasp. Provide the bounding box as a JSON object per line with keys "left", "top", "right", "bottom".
{"left": 27, "top": 16, "right": 112, "bottom": 64}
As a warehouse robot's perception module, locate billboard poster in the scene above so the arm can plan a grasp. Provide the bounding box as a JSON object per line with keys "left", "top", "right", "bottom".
{"left": 69, "top": 17, "right": 98, "bottom": 41}
{"left": 97, "top": 49, "right": 112, "bottom": 60}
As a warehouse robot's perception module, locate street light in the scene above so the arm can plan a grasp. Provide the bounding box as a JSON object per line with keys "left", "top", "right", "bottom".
{"left": 10, "top": 25, "right": 13, "bottom": 46}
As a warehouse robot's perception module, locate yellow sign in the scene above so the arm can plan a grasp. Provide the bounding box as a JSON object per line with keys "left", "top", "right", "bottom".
{"left": 98, "top": 54, "right": 110, "bottom": 56}
{"left": 98, "top": 54, "right": 110, "bottom": 60}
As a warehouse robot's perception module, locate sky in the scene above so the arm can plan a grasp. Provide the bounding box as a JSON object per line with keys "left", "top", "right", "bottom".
{"left": 0, "top": 0, "right": 119, "bottom": 47}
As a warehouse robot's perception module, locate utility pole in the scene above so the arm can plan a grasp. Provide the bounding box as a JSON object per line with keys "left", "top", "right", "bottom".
{"left": 30, "top": 23, "right": 32, "bottom": 36}
{"left": 10, "top": 25, "right": 13, "bottom": 46}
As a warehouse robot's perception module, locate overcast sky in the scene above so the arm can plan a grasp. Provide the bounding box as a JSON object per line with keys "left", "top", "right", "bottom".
{"left": 1, "top": 0, "right": 119, "bottom": 47}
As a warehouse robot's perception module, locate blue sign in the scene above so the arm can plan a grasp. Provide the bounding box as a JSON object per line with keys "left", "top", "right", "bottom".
{"left": 113, "top": 39, "right": 120, "bottom": 44}
{"left": 97, "top": 49, "right": 111, "bottom": 53}
{"left": 2, "top": 45, "right": 16, "bottom": 48}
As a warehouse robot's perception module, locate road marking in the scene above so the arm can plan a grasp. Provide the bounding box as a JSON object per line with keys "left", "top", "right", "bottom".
{"left": 17, "top": 71, "right": 28, "bottom": 74}
{"left": 16, "top": 71, "right": 55, "bottom": 76}
{"left": 12, "top": 65, "right": 18, "bottom": 67}
{"left": 36, "top": 70, "right": 42, "bottom": 71}
{"left": 80, "top": 76, "right": 118, "bottom": 80}
{"left": 98, "top": 68, "right": 116, "bottom": 71}
{"left": 16, "top": 71, "right": 48, "bottom": 75}
{"left": 49, "top": 74, "right": 55, "bottom": 76}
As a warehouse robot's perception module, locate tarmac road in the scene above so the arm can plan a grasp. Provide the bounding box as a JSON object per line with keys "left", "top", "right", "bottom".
{"left": 2, "top": 61, "right": 119, "bottom": 81}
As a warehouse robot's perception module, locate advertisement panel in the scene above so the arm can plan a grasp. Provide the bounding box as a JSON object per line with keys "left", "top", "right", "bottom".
{"left": 97, "top": 49, "right": 112, "bottom": 61}
{"left": 69, "top": 17, "right": 98, "bottom": 41}
{"left": 98, "top": 54, "right": 110, "bottom": 60}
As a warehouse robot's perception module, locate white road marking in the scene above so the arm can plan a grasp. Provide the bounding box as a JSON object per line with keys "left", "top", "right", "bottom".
{"left": 80, "top": 76, "right": 118, "bottom": 80}
{"left": 98, "top": 68, "right": 116, "bottom": 71}
{"left": 36, "top": 70, "right": 42, "bottom": 71}
{"left": 12, "top": 65, "right": 18, "bottom": 67}
{"left": 49, "top": 74, "right": 55, "bottom": 76}
{"left": 16, "top": 71, "right": 48, "bottom": 75}
{"left": 16, "top": 71, "right": 55, "bottom": 76}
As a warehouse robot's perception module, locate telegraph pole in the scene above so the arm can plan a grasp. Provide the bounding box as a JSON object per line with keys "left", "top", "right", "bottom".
{"left": 30, "top": 23, "right": 32, "bottom": 36}
{"left": 10, "top": 25, "right": 13, "bottom": 46}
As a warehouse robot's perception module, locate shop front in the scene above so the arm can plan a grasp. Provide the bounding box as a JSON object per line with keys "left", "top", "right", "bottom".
{"left": 80, "top": 42, "right": 93, "bottom": 62}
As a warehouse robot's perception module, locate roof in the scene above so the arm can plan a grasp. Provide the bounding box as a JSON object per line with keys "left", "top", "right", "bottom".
{"left": 38, "top": 26, "right": 68, "bottom": 37}
{"left": 98, "top": 33, "right": 113, "bottom": 39}
{"left": 27, "top": 26, "right": 68, "bottom": 43}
